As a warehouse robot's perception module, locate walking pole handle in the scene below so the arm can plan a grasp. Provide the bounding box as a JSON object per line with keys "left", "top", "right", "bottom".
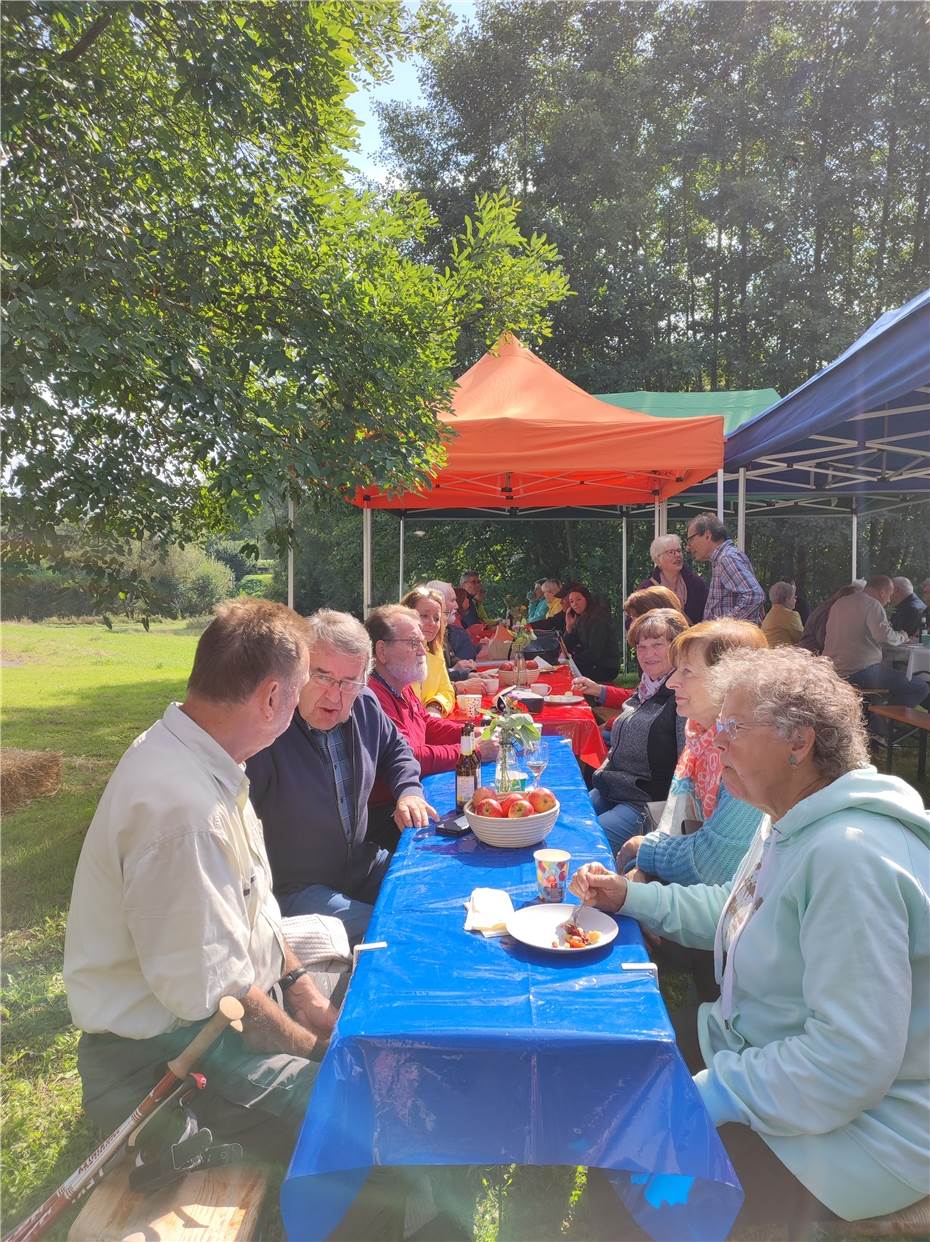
{"left": 167, "top": 995, "right": 244, "bottom": 1080}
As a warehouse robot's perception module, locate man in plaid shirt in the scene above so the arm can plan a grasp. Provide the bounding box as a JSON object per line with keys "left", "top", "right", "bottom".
{"left": 686, "top": 512, "right": 765, "bottom": 623}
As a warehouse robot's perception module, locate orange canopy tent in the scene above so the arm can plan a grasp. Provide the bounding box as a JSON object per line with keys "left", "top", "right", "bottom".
{"left": 356, "top": 334, "right": 724, "bottom": 511}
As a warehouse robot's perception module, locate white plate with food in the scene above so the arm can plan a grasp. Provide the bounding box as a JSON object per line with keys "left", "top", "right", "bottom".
{"left": 506, "top": 903, "right": 618, "bottom": 953}
{"left": 545, "top": 693, "right": 586, "bottom": 706}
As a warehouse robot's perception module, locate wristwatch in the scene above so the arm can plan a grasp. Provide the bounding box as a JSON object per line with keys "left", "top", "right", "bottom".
{"left": 278, "top": 966, "right": 309, "bottom": 992}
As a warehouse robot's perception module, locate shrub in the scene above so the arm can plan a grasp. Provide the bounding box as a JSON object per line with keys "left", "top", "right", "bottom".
{"left": 206, "top": 539, "right": 260, "bottom": 585}
{"left": 1, "top": 568, "right": 95, "bottom": 620}
{"left": 237, "top": 573, "right": 274, "bottom": 598}
{"left": 147, "top": 546, "right": 234, "bottom": 617}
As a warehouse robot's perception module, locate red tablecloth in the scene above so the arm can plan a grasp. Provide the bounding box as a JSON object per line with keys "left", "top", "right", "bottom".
{"left": 452, "top": 665, "right": 608, "bottom": 769}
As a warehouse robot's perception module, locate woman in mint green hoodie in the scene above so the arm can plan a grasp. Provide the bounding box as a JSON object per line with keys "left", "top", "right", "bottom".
{"left": 572, "top": 646, "right": 929, "bottom": 1233}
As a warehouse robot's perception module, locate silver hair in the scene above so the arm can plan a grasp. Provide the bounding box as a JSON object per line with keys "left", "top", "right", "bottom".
{"left": 304, "top": 608, "right": 372, "bottom": 670}
{"left": 768, "top": 580, "right": 795, "bottom": 606}
{"left": 707, "top": 647, "right": 870, "bottom": 783}
{"left": 892, "top": 576, "right": 913, "bottom": 594}
{"left": 425, "top": 579, "right": 455, "bottom": 610}
{"left": 650, "top": 533, "right": 682, "bottom": 562}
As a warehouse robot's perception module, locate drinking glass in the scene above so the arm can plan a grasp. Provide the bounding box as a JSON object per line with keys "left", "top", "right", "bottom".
{"left": 524, "top": 738, "right": 550, "bottom": 789}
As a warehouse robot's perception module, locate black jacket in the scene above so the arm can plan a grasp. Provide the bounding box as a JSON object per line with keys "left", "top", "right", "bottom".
{"left": 592, "top": 679, "right": 684, "bottom": 807}
{"left": 637, "top": 565, "right": 708, "bottom": 626}
{"left": 246, "top": 690, "right": 423, "bottom": 902}
{"left": 564, "top": 602, "right": 619, "bottom": 681}
{"left": 891, "top": 593, "right": 926, "bottom": 637}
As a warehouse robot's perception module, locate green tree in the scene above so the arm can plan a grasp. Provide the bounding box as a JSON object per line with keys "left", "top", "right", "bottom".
{"left": 379, "top": 0, "right": 929, "bottom": 393}
{"left": 1, "top": 2, "right": 570, "bottom": 600}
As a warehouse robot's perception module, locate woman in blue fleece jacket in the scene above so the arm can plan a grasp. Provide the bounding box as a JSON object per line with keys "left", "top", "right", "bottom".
{"left": 616, "top": 619, "right": 767, "bottom": 887}
{"left": 572, "top": 647, "right": 930, "bottom": 1234}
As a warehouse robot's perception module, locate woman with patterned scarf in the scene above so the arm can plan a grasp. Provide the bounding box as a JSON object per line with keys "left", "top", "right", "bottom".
{"left": 615, "top": 620, "right": 768, "bottom": 889}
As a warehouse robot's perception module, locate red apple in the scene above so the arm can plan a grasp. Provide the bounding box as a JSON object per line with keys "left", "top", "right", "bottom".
{"left": 528, "top": 788, "right": 557, "bottom": 813}
{"left": 499, "top": 793, "right": 524, "bottom": 814}
{"left": 507, "top": 798, "right": 534, "bottom": 818}
{"left": 474, "top": 796, "right": 504, "bottom": 818}
{"left": 473, "top": 786, "right": 496, "bottom": 804}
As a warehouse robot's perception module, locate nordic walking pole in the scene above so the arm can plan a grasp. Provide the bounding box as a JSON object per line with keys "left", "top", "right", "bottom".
{"left": 3, "top": 996, "right": 245, "bottom": 1242}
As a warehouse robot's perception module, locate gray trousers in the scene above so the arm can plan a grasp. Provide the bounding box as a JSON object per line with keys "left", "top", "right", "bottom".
{"left": 78, "top": 1021, "right": 318, "bottom": 1163}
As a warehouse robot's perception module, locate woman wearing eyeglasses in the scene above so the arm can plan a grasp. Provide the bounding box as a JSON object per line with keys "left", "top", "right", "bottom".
{"left": 583, "top": 608, "right": 689, "bottom": 854}
{"left": 637, "top": 533, "right": 708, "bottom": 626}
{"left": 572, "top": 647, "right": 930, "bottom": 1234}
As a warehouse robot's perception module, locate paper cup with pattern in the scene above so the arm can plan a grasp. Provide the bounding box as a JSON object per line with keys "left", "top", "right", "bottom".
{"left": 456, "top": 694, "right": 482, "bottom": 718}
{"left": 534, "top": 848, "right": 570, "bottom": 903}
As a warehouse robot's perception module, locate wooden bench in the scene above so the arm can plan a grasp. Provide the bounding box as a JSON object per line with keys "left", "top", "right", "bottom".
{"left": 67, "top": 1159, "right": 268, "bottom": 1241}
{"left": 869, "top": 705, "right": 930, "bottom": 782}
{"left": 815, "top": 1193, "right": 930, "bottom": 1238}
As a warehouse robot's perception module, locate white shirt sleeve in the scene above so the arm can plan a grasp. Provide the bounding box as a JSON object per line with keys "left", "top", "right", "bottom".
{"left": 123, "top": 826, "right": 255, "bottom": 1022}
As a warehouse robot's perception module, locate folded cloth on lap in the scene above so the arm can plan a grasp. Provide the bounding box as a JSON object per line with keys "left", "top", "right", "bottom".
{"left": 281, "top": 913, "right": 353, "bottom": 999}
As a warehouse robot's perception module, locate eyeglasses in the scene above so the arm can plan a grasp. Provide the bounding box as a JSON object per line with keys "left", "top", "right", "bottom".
{"left": 715, "top": 716, "right": 763, "bottom": 740}
{"left": 685, "top": 531, "right": 701, "bottom": 544}
{"left": 384, "top": 637, "right": 427, "bottom": 652}
{"left": 309, "top": 667, "right": 367, "bottom": 695}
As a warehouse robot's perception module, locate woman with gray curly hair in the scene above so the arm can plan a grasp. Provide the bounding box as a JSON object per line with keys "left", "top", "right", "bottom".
{"left": 572, "top": 646, "right": 930, "bottom": 1234}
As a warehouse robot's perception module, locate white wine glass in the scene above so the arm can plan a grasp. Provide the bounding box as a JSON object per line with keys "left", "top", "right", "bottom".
{"left": 524, "top": 738, "right": 550, "bottom": 789}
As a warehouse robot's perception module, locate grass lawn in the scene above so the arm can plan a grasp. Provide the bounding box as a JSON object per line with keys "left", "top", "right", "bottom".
{"left": 1, "top": 619, "right": 202, "bottom": 1233}
{"left": 1, "top": 620, "right": 925, "bottom": 1240}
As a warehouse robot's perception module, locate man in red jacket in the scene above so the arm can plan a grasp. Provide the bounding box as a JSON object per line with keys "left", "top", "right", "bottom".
{"left": 365, "top": 606, "right": 499, "bottom": 801}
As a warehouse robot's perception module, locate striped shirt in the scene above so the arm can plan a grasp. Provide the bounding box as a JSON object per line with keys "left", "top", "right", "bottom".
{"left": 704, "top": 540, "right": 765, "bottom": 623}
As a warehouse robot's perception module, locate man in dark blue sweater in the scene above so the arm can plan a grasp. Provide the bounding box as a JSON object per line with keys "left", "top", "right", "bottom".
{"left": 247, "top": 610, "right": 435, "bottom": 944}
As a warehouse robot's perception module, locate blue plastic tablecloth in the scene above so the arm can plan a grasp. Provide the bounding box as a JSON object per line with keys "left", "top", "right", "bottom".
{"left": 282, "top": 738, "right": 742, "bottom": 1241}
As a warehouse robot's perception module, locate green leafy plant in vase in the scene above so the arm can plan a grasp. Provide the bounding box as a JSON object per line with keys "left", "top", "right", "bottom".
{"left": 480, "top": 700, "right": 541, "bottom": 794}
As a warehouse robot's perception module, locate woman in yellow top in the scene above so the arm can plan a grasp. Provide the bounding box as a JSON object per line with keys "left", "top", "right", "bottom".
{"left": 400, "top": 587, "right": 457, "bottom": 715}
{"left": 761, "top": 581, "right": 803, "bottom": 647}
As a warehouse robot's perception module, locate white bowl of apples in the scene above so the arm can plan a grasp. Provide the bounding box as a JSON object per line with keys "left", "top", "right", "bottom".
{"left": 464, "top": 787, "right": 560, "bottom": 848}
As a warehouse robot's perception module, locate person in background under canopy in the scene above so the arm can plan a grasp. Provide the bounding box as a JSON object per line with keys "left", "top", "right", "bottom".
{"left": 638, "top": 533, "right": 708, "bottom": 626}
{"left": 571, "top": 646, "right": 930, "bottom": 1236}
{"left": 761, "top": 580, "right": 803, "bottom": 647}
{"left": 561, "top": 583, "right": 619, "bottom": 682}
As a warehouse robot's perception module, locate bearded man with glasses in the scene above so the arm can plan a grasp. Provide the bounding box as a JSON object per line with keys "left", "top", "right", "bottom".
{"left": 365, "top": 606, "right": 498, "bottom": 851}
{"left": 247, "top": 609, "right": 435, "bottom": 945}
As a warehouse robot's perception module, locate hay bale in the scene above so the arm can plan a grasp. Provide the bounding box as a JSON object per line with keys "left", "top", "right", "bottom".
{"left": 1, "top": 748, "right": 62, "bottom": 813}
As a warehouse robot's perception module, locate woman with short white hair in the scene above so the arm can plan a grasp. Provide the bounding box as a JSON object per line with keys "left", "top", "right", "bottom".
{"left": 638, "top": 533, "right": 708, "bottom": 624}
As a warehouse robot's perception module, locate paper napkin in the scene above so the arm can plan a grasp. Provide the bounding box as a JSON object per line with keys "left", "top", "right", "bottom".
{"left": 464, "top": 887, "right": 515, "bottom": 937}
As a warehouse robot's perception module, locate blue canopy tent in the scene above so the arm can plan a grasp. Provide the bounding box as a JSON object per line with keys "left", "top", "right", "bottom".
{"left": 717, "top": 289, "right": 930, "bottom": 571}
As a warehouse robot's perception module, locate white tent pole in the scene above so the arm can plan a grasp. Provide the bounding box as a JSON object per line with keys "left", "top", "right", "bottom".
{"left": 737, "top": 468, "right": 746, "bottom": 550}
{"left": 621, "top": 513, "right": 628, "bottom": 672}
{"left": 653, "top": 498, "right": 660, "bottom": 539}
{"left": 659, "top": 499, "right": 668, "bottom": 535}
{"left": 398, "top": 514, "right": 405, "bottom": 599}
{"left": 716, "top": 469, "right": 724, "bottom": 520}
{"left": 851, "top": 503, "right": 858, "bottom": 580}
{"left": 287, "top": 495, "right": 296, "bottom": 610}
{"left": 362, "top": 506, "right": 372, "bottom": 616}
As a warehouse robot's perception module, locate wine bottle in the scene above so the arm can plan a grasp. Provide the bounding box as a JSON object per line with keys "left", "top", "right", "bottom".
{"left": 455, "top": 723, "right": 478, "bottom": 811}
